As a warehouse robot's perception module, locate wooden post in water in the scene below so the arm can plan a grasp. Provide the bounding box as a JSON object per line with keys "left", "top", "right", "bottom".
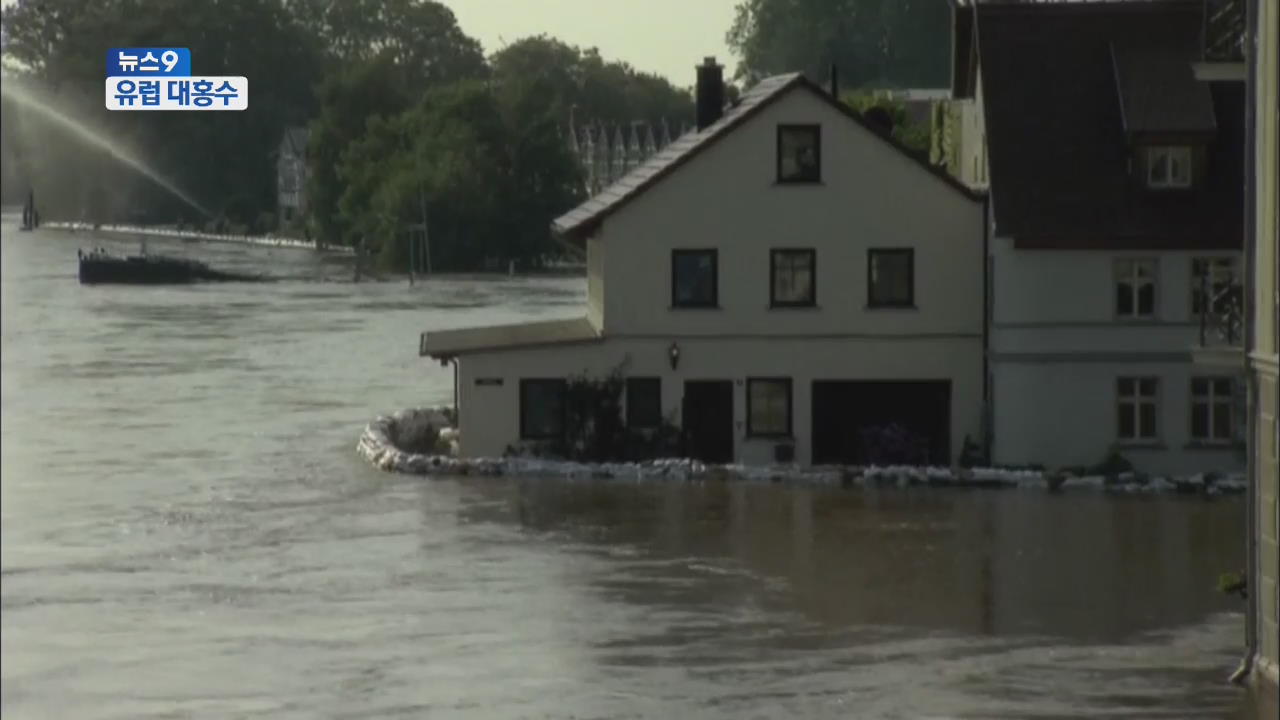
{"left": 408, "top": 228, "right": 415, "bottom": 286}
{"left": 419, "top": 186, "right": 431, "bottom": 275}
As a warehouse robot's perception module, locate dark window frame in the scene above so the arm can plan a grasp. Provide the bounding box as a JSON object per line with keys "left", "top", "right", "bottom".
{"left": 519, "top": 378, "right": 567, "bottom": 441}
{"left": 770, "top": 248, "right": 817, "bottom": 308}
{"left": 1189, "top": 376, "right": 1235, "bottom": 443}
{"left": 1144, "top": 145, "right": 1193, "bottom": 190}
{"left": 625, "top": 377, "right": 662, "bottom": 428}
{"left": 1116, "top": 376, "right": 1160, "bottom": 442}
{"left": 671, "top": 248, "right": 719, "bottom": 308}
{"left": 746, "top": 377, "right": 793, "bottom": 438}
{"left": 776, "top": 124, "right": 822, "bottom": 184}
{"left": 866, "top": 248, "right": 916, "bottom": 308}
{"left": 1114, "top": 257, "right": 1159, "bottom": 320}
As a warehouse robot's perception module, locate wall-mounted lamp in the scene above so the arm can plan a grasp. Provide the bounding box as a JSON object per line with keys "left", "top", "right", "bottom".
{"left": 668, "top": 341, "right": 680, "bottom": 370}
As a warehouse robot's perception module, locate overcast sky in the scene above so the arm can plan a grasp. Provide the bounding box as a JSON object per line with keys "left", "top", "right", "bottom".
{"left": 445, "top": 0, "right": 740, "bottom": 84}
{"left": 0, "top": 0, "right": 742, "bottom": 84}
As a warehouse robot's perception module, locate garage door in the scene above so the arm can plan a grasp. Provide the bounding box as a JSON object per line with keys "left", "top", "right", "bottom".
{"left": 811, "top": 380, "right": 951, "bottom": 466}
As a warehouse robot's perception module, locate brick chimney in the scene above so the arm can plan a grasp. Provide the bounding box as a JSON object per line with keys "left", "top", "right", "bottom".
{"left": 695, "top": 57, "right": 725, "bottom": 131}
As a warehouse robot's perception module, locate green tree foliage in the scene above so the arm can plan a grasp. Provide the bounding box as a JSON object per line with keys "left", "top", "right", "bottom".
{"left": 489, "top": 36, "right": 693, "bottom": 128}
{"left": 2, "top": 0, "right": 323, "bottom": 224}
{"left": 842, "top": 91, "right": 931, "bottom": 155}
{"left": 0, "top": 0, "right": 691, "bottom": 270}
{"left": 320, "top": 33, "right": 693, "bottom": 262}
{"left": 338, "top": 81, "right": 583, "bottom": 271}
{"left": 727, "top": 0, "right": 951, "bottom": 89}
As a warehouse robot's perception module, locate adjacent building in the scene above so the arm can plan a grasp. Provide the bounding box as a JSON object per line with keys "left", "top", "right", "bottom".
{"left": 423, "top": 58, "right": 987, "bottom": 466}
{"left": 1187, "top": 0, "right": 1279, "bottom": 708}
{"left": 276, "top": 126, "right": 309, "bottom": 225}
{"left": 953, "top": 0, "right": 1246, "bottom": 475}
{"left": 1242, "top": 0, "right": 1279, "bottom": 702}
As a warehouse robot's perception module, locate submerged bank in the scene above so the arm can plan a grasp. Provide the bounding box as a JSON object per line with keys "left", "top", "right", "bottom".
{"left": 43, "top": 221, "right": 354, "bottom": 254}
{"left": 359, "top": 407, "right": 1246, "bottom": 495}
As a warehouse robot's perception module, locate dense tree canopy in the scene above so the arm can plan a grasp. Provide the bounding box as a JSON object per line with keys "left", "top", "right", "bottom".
{"left": 2, "top": 0, "right": 946, "bottom": 270}
{"left": 727, "top": 0, "right": 950, "bottom": 89}
{"left": 2, "top": 0, "right": 323, "bottom": 225}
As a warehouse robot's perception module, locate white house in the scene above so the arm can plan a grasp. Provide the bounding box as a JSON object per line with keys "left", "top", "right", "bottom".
{"left": 422, "top": 58, "right": 987, "bottom": 467}
{"left": 953, "top": 0, "right": 1246, "bottom": 474}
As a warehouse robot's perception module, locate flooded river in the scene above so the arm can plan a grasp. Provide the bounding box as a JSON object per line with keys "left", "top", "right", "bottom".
{"left": 0, "top": 219, "right": 1257, "bottom": 718}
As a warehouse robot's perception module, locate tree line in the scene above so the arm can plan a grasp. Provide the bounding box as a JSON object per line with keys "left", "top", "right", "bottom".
{"left": 1, "top": 0, "right": 949, "bottom": 271}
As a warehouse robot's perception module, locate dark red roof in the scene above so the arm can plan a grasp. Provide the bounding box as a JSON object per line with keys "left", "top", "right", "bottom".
{"left": 976, "top": 0, "right": 1244, "bottom": 250}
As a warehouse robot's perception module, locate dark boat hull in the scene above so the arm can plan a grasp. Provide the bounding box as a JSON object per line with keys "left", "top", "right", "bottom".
{"left": 78, "top": 254, "right": 266, "bottom": 285}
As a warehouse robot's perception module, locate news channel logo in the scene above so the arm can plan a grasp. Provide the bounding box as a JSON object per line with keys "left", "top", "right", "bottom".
{"left": 104, "top": 47, "right": 248, "bottom": 111}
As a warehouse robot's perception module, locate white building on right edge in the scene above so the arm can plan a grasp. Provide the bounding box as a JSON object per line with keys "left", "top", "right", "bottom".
{"left": 952, "top": 0, "right": 1245, "bottom": 474}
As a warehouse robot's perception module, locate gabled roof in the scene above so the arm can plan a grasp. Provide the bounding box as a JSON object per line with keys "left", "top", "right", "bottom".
{"left": 975, "top": 0, "right": 1243, "bottom": 249}
{"left": 552, "top": 73, "right": 983, "bottom": 242}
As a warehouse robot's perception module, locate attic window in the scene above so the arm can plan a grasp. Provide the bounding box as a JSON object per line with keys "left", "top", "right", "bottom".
{"left": 777, "top": 125, "right": 821, "bottom": 183}
{"left": 1146, "top": 146, "right": 1191, "bottom": 189}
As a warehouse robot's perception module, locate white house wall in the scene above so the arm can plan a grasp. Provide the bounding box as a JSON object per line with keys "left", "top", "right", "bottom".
{"left": 992, "top": 359, "right": 1239, "bottom": 474}
{"left": 593, "top": 88, "right": 985, "bottom": 339}
{"left": 456, "top": 335, "right": 983, "bottom": 466}
{"left": 990, "top": 235, "right": 1243, "bottom": 473}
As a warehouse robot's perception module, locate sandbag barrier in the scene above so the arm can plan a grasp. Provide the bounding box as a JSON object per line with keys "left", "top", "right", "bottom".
{"left": 358, "top": 408, "right": 1246, "bottom": 495}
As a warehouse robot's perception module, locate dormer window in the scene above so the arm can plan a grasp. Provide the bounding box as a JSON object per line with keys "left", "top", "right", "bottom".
{"left": 1145, "top": 146, "right": 1192, "bottom": 189}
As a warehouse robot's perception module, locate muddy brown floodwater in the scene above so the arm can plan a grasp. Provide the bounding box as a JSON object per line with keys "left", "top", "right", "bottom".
{"left": 0, "top": 218, "right": 1258, "bottom": 719}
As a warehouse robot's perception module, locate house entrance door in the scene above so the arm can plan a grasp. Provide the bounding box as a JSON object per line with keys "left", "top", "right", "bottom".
{"left": 682, "top": 380, "right": 734, "bottom": 464}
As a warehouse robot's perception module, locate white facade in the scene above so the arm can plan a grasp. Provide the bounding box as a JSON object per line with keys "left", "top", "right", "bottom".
{"left": 991, "top": 238, "right": 1244, "bottom": 473}
{"left": 959, "top": 0, "right": 1247, "bottom": 476}
{"left": 425, "top": 76, "right": 986, "bottom": 467}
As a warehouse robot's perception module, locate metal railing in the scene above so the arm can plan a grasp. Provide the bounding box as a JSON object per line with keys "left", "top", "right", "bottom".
{"left": 1197, "top": 267, "right": 1245, "bottom": 347}
{"left": 1202, "top": 0, "right": 1246, "bottom": 63}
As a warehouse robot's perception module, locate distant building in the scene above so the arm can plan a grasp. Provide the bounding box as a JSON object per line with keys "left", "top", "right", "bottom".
{"left": 276, "top": 127, "right": 309, "bottom": 224}
{"left": 880, "top": 88, "right": 951, "bottom": 129}
{"left": 566, "top": 116, "right": 688, "bottom": 198}
{"left": 1187, "top": 0, "right": 1278, "bottom": 710}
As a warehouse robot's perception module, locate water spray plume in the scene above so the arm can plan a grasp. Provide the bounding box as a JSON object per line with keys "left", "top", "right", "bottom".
{"left": 1, "top": 81, "right": 213, "bottom": 218}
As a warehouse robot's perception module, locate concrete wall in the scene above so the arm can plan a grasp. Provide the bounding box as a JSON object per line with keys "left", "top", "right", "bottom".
{"left": 989, "top": 234, "right": 1244, "bottom": 473}
{"left": 592, "top": 86, "right": 985, "bottom": 339}
{"left": 955, "top": 74, "right": 989, "bottom": 189}
{"left": 456, "top": 335, "right": 982, "bottom": 466}
{"left": 1251, "top": 0, "right": 1280, "bottom": 684}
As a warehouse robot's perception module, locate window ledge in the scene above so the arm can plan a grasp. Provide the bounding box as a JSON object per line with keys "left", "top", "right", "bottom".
{"left": 669, "top": 305, "right": 722, "bottom": 311}
{"left": 773, "top": 180, "right": 824, "bottom": 187}
{"left": 1114, "top": 317, "right": 1162, "bottom": 323}
{"left": 1183, "top": 441, "right": 1237, "bottom": 451}
{"left": 1114, "top": 441, "right": 1167, "bottom": 450}
{"left": 866, "top": 304, "right": 919, "bottom": 311}
{"left": 769, "top": 304, "right": 820, "bottom": 311}
{"left": 746, "top": 434, "right": 796, "bottom": 441}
